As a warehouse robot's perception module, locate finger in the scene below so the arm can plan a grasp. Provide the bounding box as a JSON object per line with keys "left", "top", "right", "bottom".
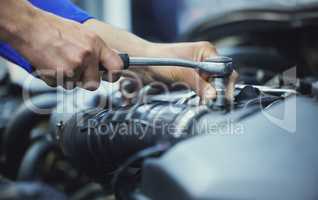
{"left": 199, "top": 71, "right": 212, "bottom": 82}
{"left": 122, "top": 68, "right": 154, "bottom": 85}
{"left": 100, "top": 47, "right": 123, "bottom": 83}
{"left": 41, "top": 76, "right": 57, "bottom": 88}
{"left": 197, "top": 42, "right": 218, "bottom": 62}
{"left": 81, "top": 60, "right": 101, "bottom": 91}
{"left": 63, "top": 70, "right": 78, "bottom": 90}
{"left": 198, "top": 42, "right": 218, "bottom": 81}
{"left": 225, "top": 70, "right": 239, "bottom": 102}
{"left": 37, "top": 70, "right": 57, "bottom": 88}
{"left": 187, "top": 72, "right": 217, "bottom": 104}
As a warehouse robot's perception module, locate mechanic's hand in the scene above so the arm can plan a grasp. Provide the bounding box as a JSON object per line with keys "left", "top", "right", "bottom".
{"left": 128, "top": 42, "right": 239, "bottom": 103}
{"left": 11, "top": 10, "right": 123, "bottom": 90}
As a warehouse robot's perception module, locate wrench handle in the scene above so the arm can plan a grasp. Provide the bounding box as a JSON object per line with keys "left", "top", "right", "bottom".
{"left": 118, "top": 53, "right": 130, "bottom": 70}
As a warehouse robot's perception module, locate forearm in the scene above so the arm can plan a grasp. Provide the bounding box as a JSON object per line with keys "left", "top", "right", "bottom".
{"left": 0, "top": 0, "right": 39, "bottom": 44}
{"left": 84, "top": 19, "right": 166, "bottom": 57}
{"left": 83, "top": 19, "right": 200, "bottom": 60}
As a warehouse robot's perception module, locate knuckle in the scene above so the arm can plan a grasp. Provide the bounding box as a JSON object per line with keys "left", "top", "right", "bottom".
{"left": 113, "top": 59, "right": 124, "bottom": 70}
{"left": 71, "top": 56, "right": 83, "bottom": 67}
{"left": 103, "top": 53, "right": 123, "bottom": 71}
{"left": 199, "top": 41, "right": 211, "bottom": 47}
{"left": 89, "top": 32, "right": 98, "bottom": 40}
{"left": 81, "top": 47, "right": 93, "bottom": 58}
{"left": 87, "top": 32, "right": 100, "bottom": 44}
{"left": 73, "top": 48, "right": 95, "bottom": 67}
{"left": 111, "top": 56, "right": 124, "bottom": 70}
{"left": 200, "top": 41, "right": 215, "bottom": 50}
{"left": 76, "top": 47, "right": 94, "bottom": 63}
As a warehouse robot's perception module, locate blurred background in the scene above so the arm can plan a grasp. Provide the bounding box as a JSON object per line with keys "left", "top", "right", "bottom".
{"left": 72, "top": 0, "right": 318, "bottom": 42}
{"left": 2, "top": 0, "right": 318, "bottom": 83}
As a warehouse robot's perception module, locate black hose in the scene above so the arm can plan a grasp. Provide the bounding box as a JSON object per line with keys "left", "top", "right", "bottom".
{"left": 59, "top": 85, "right": 282, "bottom": 183}
{"left": 2, "top": 93, "right": 58, "bottom": 179}
{"left": 60, "top": 102, "right": 209, "bottom": 180}
{"left": 17, "top": 140, "right": 58, "bottom": 181}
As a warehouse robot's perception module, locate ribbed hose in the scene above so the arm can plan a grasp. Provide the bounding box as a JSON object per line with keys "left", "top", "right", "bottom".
{"left": 59, "top": 102, "right": 209, "bottom": 179}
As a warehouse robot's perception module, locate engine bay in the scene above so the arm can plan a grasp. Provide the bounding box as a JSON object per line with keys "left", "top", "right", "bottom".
{"left": 0, "top": 6, "right": 318, "bottom": 200}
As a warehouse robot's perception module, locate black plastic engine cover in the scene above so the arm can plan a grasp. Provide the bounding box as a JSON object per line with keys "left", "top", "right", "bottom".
{"left": 141, "top": 96, "right": 318, "bottom": 200}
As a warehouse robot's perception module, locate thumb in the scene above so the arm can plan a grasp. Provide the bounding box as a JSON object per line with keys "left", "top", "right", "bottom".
{"left": 100, "top": 47, "right": 124, "bottom": 82}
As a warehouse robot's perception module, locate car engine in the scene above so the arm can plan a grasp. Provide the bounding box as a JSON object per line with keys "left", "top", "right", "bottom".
{"left": 0, "top": 5, "right": 318, "bottom": 200}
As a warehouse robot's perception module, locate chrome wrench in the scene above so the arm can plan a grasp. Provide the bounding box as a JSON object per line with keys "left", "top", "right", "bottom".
{"left": 100, "top": 53, "right": 235, "bottom": 77}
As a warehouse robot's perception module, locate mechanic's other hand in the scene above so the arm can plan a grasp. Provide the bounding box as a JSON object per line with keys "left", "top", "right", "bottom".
{"left": 12, "top": 10, "right": 123, "bottom": 90}
{"left": 131, "top": 42, "right": 239, "bottom": 103}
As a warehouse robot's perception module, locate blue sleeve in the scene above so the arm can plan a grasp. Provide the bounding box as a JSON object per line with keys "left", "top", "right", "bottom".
{"left": 0, "top": 0, "right": 93, "bottom": 73}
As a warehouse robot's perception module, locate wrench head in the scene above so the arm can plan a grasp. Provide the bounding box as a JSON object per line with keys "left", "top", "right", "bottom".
{"left": 200, "top": 56, "right": 235, "bottom": 77}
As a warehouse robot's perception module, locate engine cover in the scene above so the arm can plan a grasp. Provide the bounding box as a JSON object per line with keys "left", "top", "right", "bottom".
{"left": 140, "top": 96, "right": 318, "bottom": 200}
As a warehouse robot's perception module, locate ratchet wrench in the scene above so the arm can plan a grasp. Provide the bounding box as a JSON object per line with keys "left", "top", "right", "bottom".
{"left": 100, "top": 53, "right": 235, "bottom": 77}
